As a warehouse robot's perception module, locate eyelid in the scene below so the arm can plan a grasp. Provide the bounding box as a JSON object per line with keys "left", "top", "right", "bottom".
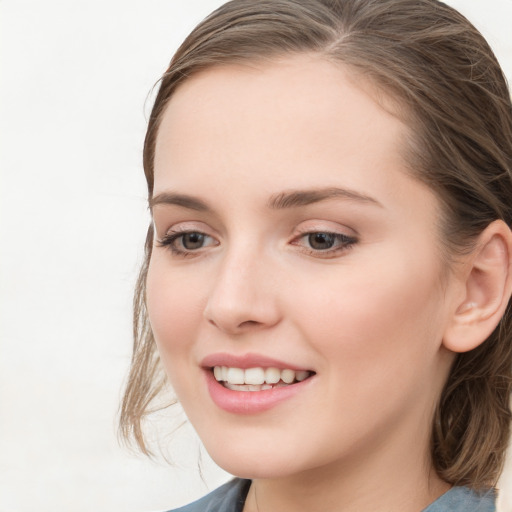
{"left": 153, "top": 220, "right": 213, "bottom": 237}
{"left": 290, "top": 232, "right": 357, "bottom": 258}
{"left": 154, "top": 221, "right": 220, "bottom": 258}
{"left": 157, "top": 229, "right": 219, "bottom": 257}
{"left": 292, "top": 220, "right": 358, "bottom": 237}
{"left": 290, "top": 222, "right": 358, "bottom": 258}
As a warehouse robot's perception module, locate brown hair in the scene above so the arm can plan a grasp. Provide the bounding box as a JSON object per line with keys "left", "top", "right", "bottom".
{"left": 120, "top": 0, "right": 512, "bottom": 488}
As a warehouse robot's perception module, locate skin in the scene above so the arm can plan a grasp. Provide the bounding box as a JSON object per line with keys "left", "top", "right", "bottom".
{"left": 146, "top": 55, "right": 463, "bottom": 512}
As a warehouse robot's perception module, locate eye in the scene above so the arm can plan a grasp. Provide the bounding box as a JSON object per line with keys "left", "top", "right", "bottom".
{"left": 307, "top": 232, "right": 338, "bottom": 250}
{"left": 181, "top": 232, "right": 207, "bottom": 250}
{"left": 292, "top": 231, "right": 357, "bottom": 257}
{"left": 157, "top": 230, "right": 218, "bottom": 256}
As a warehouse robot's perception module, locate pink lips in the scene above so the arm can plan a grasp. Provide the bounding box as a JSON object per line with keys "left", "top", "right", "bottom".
{"left": 201, "top": 352, "right": 314, "bottom": 415}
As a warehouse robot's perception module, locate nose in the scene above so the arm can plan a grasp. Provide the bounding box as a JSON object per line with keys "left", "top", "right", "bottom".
{"left": 203, "top": 248, "right": 282, "bottom": 335}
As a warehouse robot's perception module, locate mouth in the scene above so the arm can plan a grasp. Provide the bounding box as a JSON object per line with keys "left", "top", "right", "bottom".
{"left": 201, "top": 353, "right": 316, "bottom": 413}
{"left": 211, "top": 366, "right": 315, "bottom": 392}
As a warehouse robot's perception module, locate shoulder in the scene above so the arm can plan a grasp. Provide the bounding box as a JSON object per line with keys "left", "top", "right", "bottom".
{"left": 423, "top": 486, "right": 496, "bottom": 512}
{"left": 165, "top": 479, "right": 251, "bottom": 512}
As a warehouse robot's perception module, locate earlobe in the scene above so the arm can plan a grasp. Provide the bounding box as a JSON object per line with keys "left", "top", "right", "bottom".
{"left": 443, "top": 220, "right": 512, "bottom": 353}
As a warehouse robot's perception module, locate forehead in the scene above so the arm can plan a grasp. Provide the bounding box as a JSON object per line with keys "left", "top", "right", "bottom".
{"left": 158, "top": 56, "right": 405, "bottom": 145}
{"left": 152, "top": 54, "right": 434, "bottom": 220}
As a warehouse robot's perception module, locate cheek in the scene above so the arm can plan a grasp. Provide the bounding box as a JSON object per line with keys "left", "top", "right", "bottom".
{"left": 146, "top": 254, "right": 206, "bottom": 378}
{"left": 279, "top": 253, "right": 450, "bottom": 459}
{"left": 289, "top": 250, "right": 447, "bottom": 386}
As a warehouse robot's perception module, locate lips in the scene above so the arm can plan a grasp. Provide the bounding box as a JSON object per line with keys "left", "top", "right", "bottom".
{"left": 201, "top": 353, "right": 315, "bottom": 414}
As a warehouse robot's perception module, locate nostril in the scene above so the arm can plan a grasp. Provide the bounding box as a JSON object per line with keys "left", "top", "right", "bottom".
{"left": 239, "top": 320, "right": 260, "bottom": 328}
{"left": 207, "top": 317, "right": 262, "bottom": 332}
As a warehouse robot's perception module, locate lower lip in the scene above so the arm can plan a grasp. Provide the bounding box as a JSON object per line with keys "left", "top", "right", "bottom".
{"left": 204, "top": 370, "right": 313, "bottom": 414}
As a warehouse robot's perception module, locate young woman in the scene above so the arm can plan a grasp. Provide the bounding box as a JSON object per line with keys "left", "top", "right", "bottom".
{"left": 120, "top": 1, "right": 512, "bottom": 510}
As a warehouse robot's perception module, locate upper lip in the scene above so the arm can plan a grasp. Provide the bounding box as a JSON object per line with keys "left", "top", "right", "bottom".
{"left": 200, "top": 352, "right": 312, "bottom": 371}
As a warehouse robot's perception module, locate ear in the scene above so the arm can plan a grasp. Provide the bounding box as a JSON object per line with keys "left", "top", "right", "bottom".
{"left": 443, "top": 220, "right": 512, "bottom": 353}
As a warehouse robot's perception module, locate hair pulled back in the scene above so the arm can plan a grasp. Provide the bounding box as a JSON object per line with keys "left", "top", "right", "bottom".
{"left": 120, "top": 0, "right": 512, "bottom": 489}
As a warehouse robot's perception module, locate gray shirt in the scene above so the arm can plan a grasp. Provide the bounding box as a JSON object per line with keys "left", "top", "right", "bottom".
{"left": 166, "top": 479, "right": 496, "bottom": 512}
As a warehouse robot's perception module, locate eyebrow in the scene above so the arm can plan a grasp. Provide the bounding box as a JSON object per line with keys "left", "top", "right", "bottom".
{"left": 149, "top": 192, "right": 211, "bottom": 212}
{"left": 149, "top": 187, "right": 383, "bottom": 212}
{"left": 267, "top": 187, "right": 383, "bottom": 209}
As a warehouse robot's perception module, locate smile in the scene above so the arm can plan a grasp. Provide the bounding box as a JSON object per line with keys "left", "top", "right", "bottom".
{"left": 213, "top": 366, "right": 312, "bottom": 391}
{"left": 201, "top": 353, "right": 316, "bottom": 413}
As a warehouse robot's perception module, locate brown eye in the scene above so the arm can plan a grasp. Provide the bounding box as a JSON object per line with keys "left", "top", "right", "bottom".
{"left": 292, "top": 231, "right": 358, "bottom": 258}
{"left": 158, "top": 230, "right": 218, "bottom": 256}
{"left": 308, "top": 233, "right": 336, "bottom": 250}
{"left": 181, "top": 232, "right": 206, "bottom": 250}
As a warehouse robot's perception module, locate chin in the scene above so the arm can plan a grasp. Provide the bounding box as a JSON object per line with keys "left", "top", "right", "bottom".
{"left": 203, "top": 440, "right": 304, "bottom": 479}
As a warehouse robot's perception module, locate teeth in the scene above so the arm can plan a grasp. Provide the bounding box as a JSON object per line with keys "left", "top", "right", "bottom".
{"left": 281, "top": 369, "right": 295, "bottom": 384}
{"left": 224, "top": 382, "right": 291, "bottom": 392}
{"left": 265, "top": 367, "right": 281, "bottom": 384}
{"left": 226, "top": 367, "right": 244, "bottom": 384}
{"left": 244, "top": 367, "right": 265, "bottom": 385}
{"left": 212, "top": 366, "right": 312, "bottom": 387}
{"left": 225, "top": 383, "right": 259, "bottom": 392}
{"left": 296, "top": 370, "right": 309, "bottom": 382}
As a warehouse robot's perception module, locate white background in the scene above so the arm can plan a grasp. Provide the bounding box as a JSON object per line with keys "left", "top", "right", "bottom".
{"left": 1, "top": 1, "right": 511, "bottom": 511}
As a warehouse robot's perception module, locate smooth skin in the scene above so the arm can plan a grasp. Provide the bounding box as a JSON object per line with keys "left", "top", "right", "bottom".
{"left": 146, "top": 55, "right": 512, "bottom": 512}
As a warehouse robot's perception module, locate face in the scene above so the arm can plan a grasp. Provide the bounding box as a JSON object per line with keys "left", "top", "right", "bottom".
{"left": 147, "top": 55, "right": 456, "bottom": 480}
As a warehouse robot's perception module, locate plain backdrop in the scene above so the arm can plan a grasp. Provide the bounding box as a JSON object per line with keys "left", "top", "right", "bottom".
{"left": 1, "top": 1, "right": 511, "bottom": 511}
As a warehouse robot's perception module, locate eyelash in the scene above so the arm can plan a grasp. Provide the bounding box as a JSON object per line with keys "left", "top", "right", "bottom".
{"left": 156, "top": 230, "right": 218, "bottom": 258}
{"left": 292, "top": 231, "right": 357, "bottom": 258}
{"left": 156, "top": 230, "right": 358, "bottom": 258}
